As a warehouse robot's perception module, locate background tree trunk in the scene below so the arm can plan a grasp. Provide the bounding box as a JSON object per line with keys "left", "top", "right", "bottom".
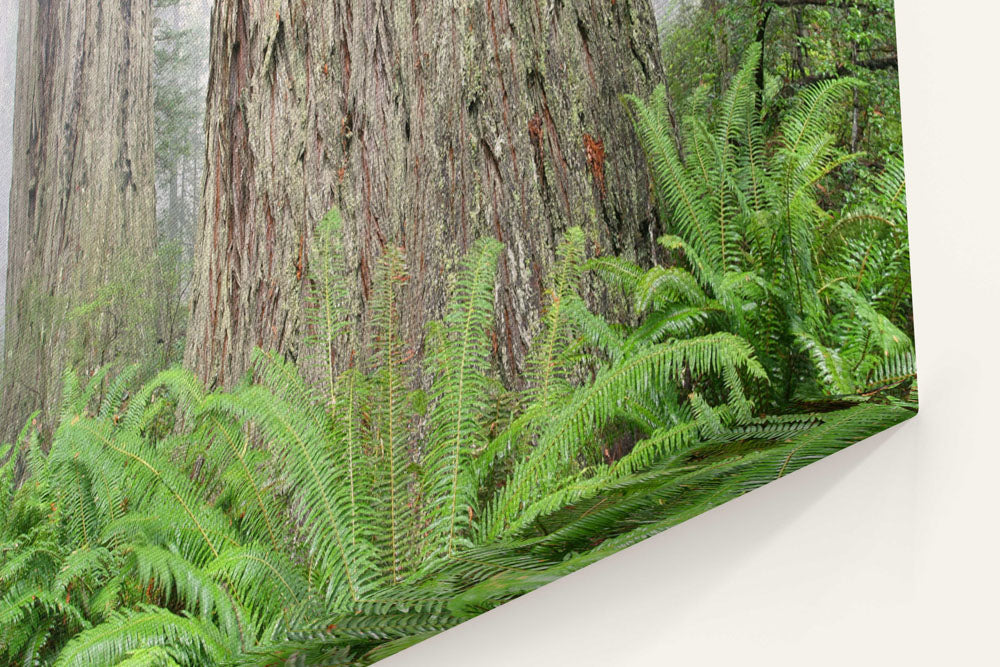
{"left": 185, "top": 0, "right": 665, "bottom": 389}
{"left": 1, "top": 0, "right": 156, "bottom": 442}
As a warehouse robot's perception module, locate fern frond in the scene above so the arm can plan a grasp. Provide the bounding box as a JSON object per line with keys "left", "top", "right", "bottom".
{"left": 422, "top": 238, "right": 501, "bottom": 563}
{"left": 635, "top": 265, "right": 710, "bottom": 312}
{"left": 210, "top": 386, "right": 378, "bottom": 608}
{"left": 584, "top": 255, "right": 644, "bottom": 296}
{"left": 781, "top": 78, "right": 863, "bottom": 160}
{"left": 626, "top": 86, "right": 716, "bottom": 267}
{"left": 51, "top": 417, "right": 235, "bottom": 562}
{"left": 53, "top": 606, "right": 233, "bottom": 666}
{"left": 304, "top": 208, "right": 353, "bottom": 409}
{"left": 482, "top": 333, "right": 766, "bottom": 540}
{"left": 713, "top": 43, "right": 760, "bottom": 273}
{"left": 369, "top": 245, "right": 415, "bottom": 583}
{"left": 129, "top": 545, "right": 243, "bottom": 642}
{"left": 565, "top": 293, "right": 625, "bottom": 363}
{"left": 863, "top": 350, "right": 917, "bottom": 394}
{"left": 526, "top": 227, "right": 587, "bottom": 413}
{"left": 114, "top": 646, "right": 182, "bottom": 667}
{"left": 331, "top": 367, "right": 372, "bottom": 551}
{"left": 205, "top": 545, "right": 314, "bottom": 634}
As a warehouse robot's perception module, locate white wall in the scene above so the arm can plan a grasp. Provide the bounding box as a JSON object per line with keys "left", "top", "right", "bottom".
{"left": 384, "top": 1, "right": 1000, "bottom": 664}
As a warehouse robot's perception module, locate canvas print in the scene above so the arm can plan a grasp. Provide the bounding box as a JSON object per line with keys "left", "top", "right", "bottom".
{"left": 0, "top": 0, "right": 915, "bottom": 664}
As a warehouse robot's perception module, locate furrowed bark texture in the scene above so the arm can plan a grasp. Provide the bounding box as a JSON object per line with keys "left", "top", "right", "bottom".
{"left": 1, "top": 0, "right": 156, "bottom": 441}
{"left": 186, "top": 0, "right": 664, "bottom": 389}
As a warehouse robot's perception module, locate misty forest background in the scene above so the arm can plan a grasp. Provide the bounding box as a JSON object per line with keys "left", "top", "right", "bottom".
{"left": 0, "top": 1, "right": 914, "bottom": 665}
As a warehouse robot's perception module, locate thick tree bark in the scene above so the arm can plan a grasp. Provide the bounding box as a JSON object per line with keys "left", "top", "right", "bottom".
{"left": 186, "top": 0, "right": 665, "bottom": 390}
{"left": 1, "top": 0, "right": 156, "bottom": 442}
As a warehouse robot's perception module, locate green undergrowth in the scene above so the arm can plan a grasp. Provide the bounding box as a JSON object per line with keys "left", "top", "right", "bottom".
{"left": 0, "top": 47, "right": 915, "bottom": 666}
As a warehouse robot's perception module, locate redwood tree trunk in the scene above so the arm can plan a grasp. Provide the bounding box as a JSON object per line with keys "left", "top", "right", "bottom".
{"left": 1, "top": 0, "right": 156, "bottom": 442}
{"left": 186, "top": 0, "right": 664, "bottom": 389}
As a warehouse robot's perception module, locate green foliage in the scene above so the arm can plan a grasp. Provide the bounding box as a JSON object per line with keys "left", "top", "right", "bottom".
{"left": 1, "top": 43, "right": 915, "bottom": 667}
{"left": 422, "top": 238, "right": 503, "bottom": 563}
{"left": 623, "top": 45, "right": 913, "bottom": 407}
{"left": 660, "top": 0, "right": 902, "bottom": 173}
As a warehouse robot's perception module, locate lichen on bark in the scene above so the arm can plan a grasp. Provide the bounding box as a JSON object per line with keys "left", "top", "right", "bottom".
{"left": 185, "top": 0, "right": 666, "bottom": 390}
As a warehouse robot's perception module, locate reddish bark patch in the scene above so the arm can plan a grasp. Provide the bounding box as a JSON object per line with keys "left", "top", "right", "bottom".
{"left": 584, "top": 133, "right": 606, "bottom": 198}
{"left": 528, "top": 113, "right": 547, "bottom": 188}
{"left": 295, "top": 232, "right": 305, "bottom": 281}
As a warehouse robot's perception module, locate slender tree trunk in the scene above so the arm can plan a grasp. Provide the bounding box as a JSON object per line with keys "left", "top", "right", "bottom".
{"left": 849, "top": 45, "right": 861, "bottom": 152}
{"left": 792, "top": 7, "right": 808, "bottom": 80}
{"left": 186, "top": 0, "right": 665, "bottom": 389}
{"left": 1, "top": 0, "right": 156, "bottom": 442}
